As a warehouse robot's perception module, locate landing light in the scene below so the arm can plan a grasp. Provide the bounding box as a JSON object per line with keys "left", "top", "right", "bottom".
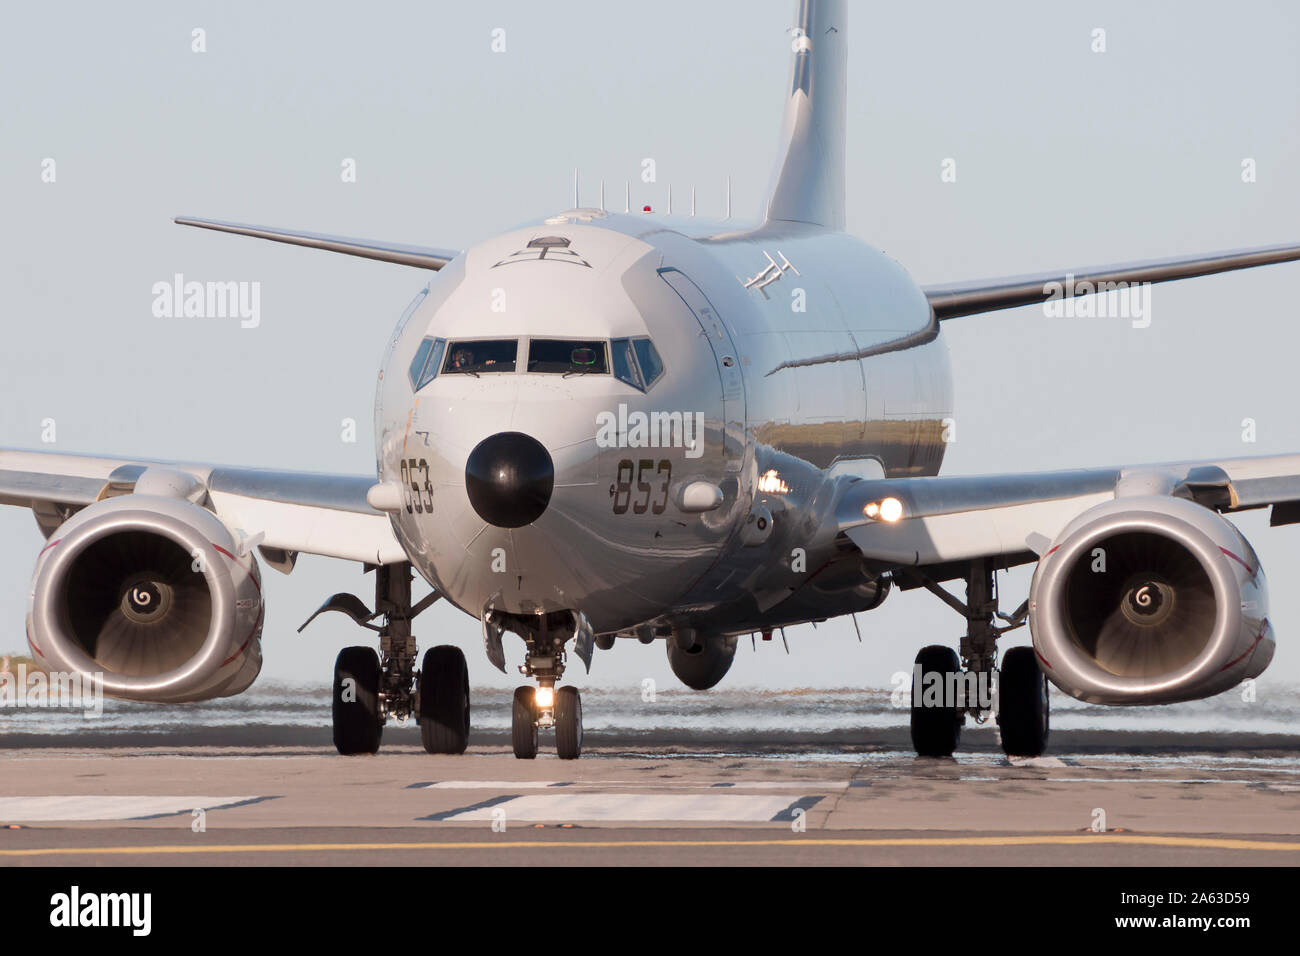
{"left": 864, "top": 497, "right": 904, "bottom": 522}
{"left": 535, "top": 686, "right": 555, "bottom": 708}
{"left": 756, "top": 469, "right": 789, "bottom": 495}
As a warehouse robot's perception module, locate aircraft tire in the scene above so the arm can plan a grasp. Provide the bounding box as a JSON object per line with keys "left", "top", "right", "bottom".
{"left": 419, "top": 645, "right": 471, "bottom": 755}
{"left": 997, "top": 646, "right": 1050, "bottom": 757}
{"left": 909, "top": 644, "right": 963, "bottom": 757}
{"left": 512, "top": 686, "right": 538, "bottom": 759}
{"left": 332, "top": 646, "right": 383, "bottom": 755}
{"left": 555, "top": 686, "right": 583, "bottom": 760}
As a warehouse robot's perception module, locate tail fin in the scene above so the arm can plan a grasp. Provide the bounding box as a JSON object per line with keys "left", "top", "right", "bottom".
{"left": 766, "top": 0, "right": 847, "bottom": 231}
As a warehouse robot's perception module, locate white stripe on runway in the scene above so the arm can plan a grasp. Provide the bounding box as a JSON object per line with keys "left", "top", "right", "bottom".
{"left": 437, "top": 793, "right": 803, "bottom": 822}
{"left": 420, "top": 780, "right": 848, "bottom": 791}
{"left": 0, "top": 795, "right": 261, "bottom": 821}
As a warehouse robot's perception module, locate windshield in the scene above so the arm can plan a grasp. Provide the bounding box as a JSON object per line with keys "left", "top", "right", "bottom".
{"left": 527, "top": 338, "right": 609, "bottom": 375}
{"left": 442, "top": 339, "right": 518, "bottom": 374}
{"left": 611, "top": 336, "right": 665, "bottom": 391}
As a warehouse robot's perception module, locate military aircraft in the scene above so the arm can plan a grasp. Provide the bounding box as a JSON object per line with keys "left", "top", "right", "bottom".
{"left": 5, "top": 0, "right": 1298, "bottom": 759}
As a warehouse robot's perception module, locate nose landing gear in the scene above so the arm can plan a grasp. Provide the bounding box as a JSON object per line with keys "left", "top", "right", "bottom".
{"left": 510, "top": 683, "right": 584, "bottom": 759}
{"left": 508, "top": 612, "right": 585, "bottom": 759}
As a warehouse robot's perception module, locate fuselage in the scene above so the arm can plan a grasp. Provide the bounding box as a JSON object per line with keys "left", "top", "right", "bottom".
{"left": 373, "top": 209, "right": 953, "bottom": 637}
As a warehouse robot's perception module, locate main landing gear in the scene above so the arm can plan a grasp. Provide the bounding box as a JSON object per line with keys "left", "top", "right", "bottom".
{"left": 901, "top": 559, "right": 1049, "bottom": 759}
{"left": 311, "top": 563, "right": 469, "bottom": 756}
{"left": 508, "top": 611, "right": 584, "bottom": 759}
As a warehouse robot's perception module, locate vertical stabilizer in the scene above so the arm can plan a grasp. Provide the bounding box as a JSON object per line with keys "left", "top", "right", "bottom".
{"left": 766, "top": 0, "right": 847, "bottom": 230}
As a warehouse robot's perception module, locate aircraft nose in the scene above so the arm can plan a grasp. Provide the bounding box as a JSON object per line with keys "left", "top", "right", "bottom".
{"left": 464, "top": 431, "right": 554, "bottom": 528}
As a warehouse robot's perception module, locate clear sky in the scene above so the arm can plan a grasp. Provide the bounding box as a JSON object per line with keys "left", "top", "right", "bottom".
{"left": 1, "top": 1, "right": 1298, "bottom": 700}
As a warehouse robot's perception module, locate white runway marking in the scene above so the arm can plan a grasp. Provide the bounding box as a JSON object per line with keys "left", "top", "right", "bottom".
{"left": 1006, "top": 757, "right": 1067, "bottom": 769}
{"left": 417, "top": 780, "right": 848, "bottom": 791}
{"left": 432, "top": 793, "right": 810, "bottom": 822}
{"left": 0, "top": 795, "right": 262, "bottom": 821}
{"left": 421, "top": 781, "right": 562, "bottom": 790}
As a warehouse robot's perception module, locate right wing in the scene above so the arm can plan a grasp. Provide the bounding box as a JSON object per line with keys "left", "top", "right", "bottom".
{"left": 174, "top": 216, "right": 460, "bottom": 270}
{"left": 923, "top": 241, "right": 1300, "bottom": 320}
{"left": 0, "top": 448, "right": 406, "bottom": 569}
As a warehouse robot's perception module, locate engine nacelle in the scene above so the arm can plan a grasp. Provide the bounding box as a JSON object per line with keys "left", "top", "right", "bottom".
{"left": 667, "top": 634, "right": 738, "bottom": 690}
{"left": 1029, "top": 495, "right": 1272, "bottom": 705}
{"left": 26, "top": 495, "right": 264, "bottom": 703}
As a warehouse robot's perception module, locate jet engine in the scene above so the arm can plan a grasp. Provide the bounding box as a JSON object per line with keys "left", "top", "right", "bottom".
{"left": 667, "top": 633, "right": 738, "bottom": 690}
{"left": 26, "top": 494, "right": 264, "bottom": 703}
{"left": 1028, "top": 495, "right": 1272, "bottom": 705}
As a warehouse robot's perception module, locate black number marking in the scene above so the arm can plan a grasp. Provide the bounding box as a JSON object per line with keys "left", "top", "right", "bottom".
{"left": 400, "top": 458, "right": 433, "bottom": 514}
{"left": 610, "top": 459, "right": 673, "bottom": 515}
{"left": 634, "top": 458, "right": 653, "bottom": 514}
{"left": 654, "top": 459, "right": 671, "bottom": 514}
{"left": 613, "top": 459, "right": 633, "bottom": 514}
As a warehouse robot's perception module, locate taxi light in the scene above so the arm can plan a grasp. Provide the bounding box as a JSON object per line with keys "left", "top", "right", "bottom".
{"left": 534, "top": 686, "right": 555, "bottom": 708}
{"left": 757, "top": 469, "right": 789, "bottom": 494}
{"left": 863, "top": 497, "right": 905, "bottom": 522}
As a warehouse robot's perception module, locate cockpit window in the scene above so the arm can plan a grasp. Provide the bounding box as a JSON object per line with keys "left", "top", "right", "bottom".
{"left": 611, "top": 337, "right": 665, "bottom": 391}
{"left": 611, "top": 339, "right": 641, "bottom": 389}
{"left": 409, "top": 337, "right": 446, "bottom": 391}
{"left": 632, "top": 338, "right": 664, "bottom": 387}
{"left": 442, "top": 339, "right": 518, "bottom": 374}
{"left": 527, "top": 338, "right": 609, "bottom": 375}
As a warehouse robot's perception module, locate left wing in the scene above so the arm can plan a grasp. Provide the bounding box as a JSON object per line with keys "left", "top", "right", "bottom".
{"left": 924, "top": 241, "right": 1300, "bottom": 320}
{"left": 836, "top": 453, "right": 1300, "bottom": 570}
{"left": 0, "top": 449, "right": 406, "bottom": 569}
{"left": 834, "top": 454, "right": 1298, "bottom": 706}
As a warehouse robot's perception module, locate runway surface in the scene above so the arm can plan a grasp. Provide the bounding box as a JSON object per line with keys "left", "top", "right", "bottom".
{"left": 4, "top": 729, "right": 1300, "bottom": 866}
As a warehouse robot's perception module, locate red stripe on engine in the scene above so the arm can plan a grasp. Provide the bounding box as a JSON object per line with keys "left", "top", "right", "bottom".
{"left": 221, "top": 607, "right": 264, "bottom": 667}
{"left": 1219, "top": 546, "right": 1256, "bottom": 577}
{"left": 26, "top": 623, "right": 45, "bottom": 660}
{"left": 212, "top": 543, "right": 261, "bottom": 593}
{"left": 1218, "top": 621, "right": 1268, "bottom": 673}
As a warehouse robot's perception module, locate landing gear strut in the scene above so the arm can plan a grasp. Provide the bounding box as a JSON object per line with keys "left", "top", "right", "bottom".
{"left": 508, "top": 612, "right": 584, "bottom": 759}
{"left": 902, "top": 559, "right": 1046, "bottom": 758}
{"left": 325, "top": 563, "right": 467, "bottom": 755}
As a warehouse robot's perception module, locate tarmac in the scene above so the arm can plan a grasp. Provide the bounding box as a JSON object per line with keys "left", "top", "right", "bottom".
{"left": 2, "top": 725, "right": 1299, "bottom": 866}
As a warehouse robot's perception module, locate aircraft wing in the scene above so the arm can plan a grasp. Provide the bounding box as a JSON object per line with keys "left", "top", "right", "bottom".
{"left": 836, "top": 453, "right": 1300, "bottom": 571}
{"left": 0, "top": 448, "right": 406, "bottom": 569}
{"left": 923, "top": 241, "right": 1300, "bottom": 320}
{"left": 173, "top": 216, "right": 460, "bottom": 270}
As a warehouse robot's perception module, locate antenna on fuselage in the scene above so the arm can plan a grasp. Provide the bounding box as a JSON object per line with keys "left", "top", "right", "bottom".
{"left": 600, "top": 179, "right": 605, "bottom": 210}
{"left": 572, "top": 168, "right": 579, "bottom": 208}
{"left": 725, "top": 175, "right": 732, "bottom": 220}
{"left": 690, "top": 186, "right": 696, "bottom": 217}
{"left": 667, "top": 184, "right": 672, "bottom": 216}
{"left": 624, "top": 181, "right": 630, "bottom": 214}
